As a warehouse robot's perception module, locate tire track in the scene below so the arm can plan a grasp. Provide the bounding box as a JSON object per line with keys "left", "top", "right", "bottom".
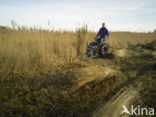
{"left": 92, "top": 83, "right": 142, "bottom": 117}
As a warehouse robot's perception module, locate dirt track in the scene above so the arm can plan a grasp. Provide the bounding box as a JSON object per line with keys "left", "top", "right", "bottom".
{"left": 92, "top": 83, "right": 142, "bottom": 117}
{"left": 91, "top": 46, "right": 155, "bottom": 117}
{"left": 70, "top": 45, "right": 155, "bottom": 117}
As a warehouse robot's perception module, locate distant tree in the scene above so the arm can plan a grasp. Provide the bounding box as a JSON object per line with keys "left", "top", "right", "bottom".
{"left": 0, "top": 26, "right": 7, "bottom": 30}
{"left": 153, "top": 29, "right": 156, "bottom": 33}
{"left": 0, "top": 26, "right": 9, "bottom": 34}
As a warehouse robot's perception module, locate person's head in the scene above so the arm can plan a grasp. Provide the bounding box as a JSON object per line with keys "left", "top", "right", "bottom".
{"left": 102, "top": 23, "right": 106, "bottom": 28}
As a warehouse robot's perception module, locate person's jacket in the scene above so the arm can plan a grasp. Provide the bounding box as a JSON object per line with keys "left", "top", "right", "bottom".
{"left": 96, "top": 27, "right": 109, "bottom": 39}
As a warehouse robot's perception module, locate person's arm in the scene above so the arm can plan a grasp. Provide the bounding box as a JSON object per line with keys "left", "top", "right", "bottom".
{"left": 106, "top": 29, "right": 109, "bottom": 39}
{"left": 96, "top": 28, "right": 101, "bottom": 37}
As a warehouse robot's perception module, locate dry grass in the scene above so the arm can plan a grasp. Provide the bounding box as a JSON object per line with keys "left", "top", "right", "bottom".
{"left": 0, "top": 23, "right": 156, "bottom": 117}
{"left": 93, "top": 83, "right": 143, "bottom": 117}
{"left": 73, "top": 66, "right": 117, "bottom": 89}
{"left": 0, "top": 24, "right": 156, "bottom": 77}
{"left": 109, "top": 32, "right": 156, "bottom": 48}
{"left": 115, "top": 49, "right": 128, "bottom": 57}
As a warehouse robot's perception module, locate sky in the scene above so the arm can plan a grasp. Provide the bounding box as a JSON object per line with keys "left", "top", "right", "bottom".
{"left": 0, "top": 0, "right": 156, "bottom": 32}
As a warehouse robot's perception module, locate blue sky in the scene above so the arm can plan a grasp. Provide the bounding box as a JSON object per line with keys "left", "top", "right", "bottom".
{"left": 0, "top": 0, "right": 156, "bottom": 32}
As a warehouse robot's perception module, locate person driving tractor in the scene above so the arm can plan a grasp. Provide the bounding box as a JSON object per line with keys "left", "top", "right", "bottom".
{"left": 96, "top": 23, "right": 109, "bottom": 56}
{"left": 86, "top": 23, "right": 110, "bottom": 58}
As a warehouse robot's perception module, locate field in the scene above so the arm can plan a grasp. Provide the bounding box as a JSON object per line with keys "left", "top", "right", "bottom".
{"left": 0, "top": 24, "right": 156, "bottom": 117}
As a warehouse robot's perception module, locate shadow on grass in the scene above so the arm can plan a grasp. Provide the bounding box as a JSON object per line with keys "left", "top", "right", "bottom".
{"left": 93, "top": 53, "right": 115, "bottom": 60}
{"left": 103, "top": 53, "right": 115, "bottom": 59}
